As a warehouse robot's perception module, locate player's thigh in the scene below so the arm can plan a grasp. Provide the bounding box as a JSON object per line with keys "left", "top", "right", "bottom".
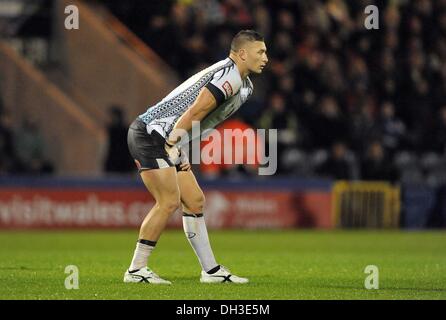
{"left": 177, "top": 170, "right": 205, "bottom": 214}
{"left": 140, "top": 167, "right": 180, "bottom": 210}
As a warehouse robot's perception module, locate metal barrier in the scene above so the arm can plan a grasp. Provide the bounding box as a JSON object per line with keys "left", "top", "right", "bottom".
{"left": 332, "top": 181, "right": 401, "bottom": 228}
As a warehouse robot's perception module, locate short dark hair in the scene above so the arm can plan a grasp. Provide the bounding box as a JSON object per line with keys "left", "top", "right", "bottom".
{"left": 230, "top": 30, "right": 264, "bottom": 52}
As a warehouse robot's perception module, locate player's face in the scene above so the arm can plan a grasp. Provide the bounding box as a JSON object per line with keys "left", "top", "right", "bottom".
{"left": 244, "top": 41, "right": 268, "bottom": 74}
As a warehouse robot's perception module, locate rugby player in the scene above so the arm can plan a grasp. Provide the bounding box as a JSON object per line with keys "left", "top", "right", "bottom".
{"left": 124, "top": 30, "right": 268, "bottom": 284}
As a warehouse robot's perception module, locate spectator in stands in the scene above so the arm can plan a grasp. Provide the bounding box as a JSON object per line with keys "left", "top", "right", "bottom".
{"left": 361, "top": 140, "right": 399, "bottom": 182}
{"left": 258, "top": 92, "right": 298, "bottom": 174}
{"left": 349, "top": 95, "right": 376, "bottom": 154}
{"left": 252, "top": 3, "right": 271, "bottom": 40}
{"left": 200, "top": 117, "right": 264, "bottom": 179}
{"left": 104, "top": 106, "right": 134, "bottom": 173}
{"left": 310, "top": 96, "right": 350, "bottom": 149}
{"left": 0, "top": 86, "right": 4, "bottom": 114}
{"left": 0, "top": 110, "right": 17, "bottom": 174}
{"left": 426, "top": 106, "right": 446, "bottom": 154}
{"left": 374, "top": 49, "right": 398, "bottom": 102}
{"left": 373, "top": 101, "right": 406, "bottom": 155}
{"left": 316, "top": 141, "right": 356, "bottom": 180}
{"left": 13, "top": 116, "right": 54, "bottom": 175}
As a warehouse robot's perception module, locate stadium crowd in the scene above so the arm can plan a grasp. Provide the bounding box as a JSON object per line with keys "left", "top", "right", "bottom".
{"left": 102, "top": 0, "right": 446, "bottom": 183}
{"left": 3, "top": 0, "right": 446, "bottom": 184}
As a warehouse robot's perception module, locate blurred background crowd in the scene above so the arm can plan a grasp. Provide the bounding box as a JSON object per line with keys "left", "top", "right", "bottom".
{"left": 0, "top": 93, "right": 54, "bottom": 175}
{"left": 2, "top": 0, "right": 446, "bottom": 184}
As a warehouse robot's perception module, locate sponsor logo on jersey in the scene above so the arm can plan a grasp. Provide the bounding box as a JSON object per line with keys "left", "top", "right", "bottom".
{"left": 222, "top": 81, "right": 233, "bottom": 97}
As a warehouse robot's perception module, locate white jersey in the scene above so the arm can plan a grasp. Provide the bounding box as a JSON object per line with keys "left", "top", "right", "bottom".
{"left": 139, "top": 57, "right": 254, "bottom": 140}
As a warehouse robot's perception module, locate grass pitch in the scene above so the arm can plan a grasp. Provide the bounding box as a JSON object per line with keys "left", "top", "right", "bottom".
{"left": 0, "top": 230, "right": 445, "bottom": 300}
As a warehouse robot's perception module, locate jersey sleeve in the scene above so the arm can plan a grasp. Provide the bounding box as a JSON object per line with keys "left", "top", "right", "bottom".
{"left": 205, "top": 66, "right": 242, "bottom": 105}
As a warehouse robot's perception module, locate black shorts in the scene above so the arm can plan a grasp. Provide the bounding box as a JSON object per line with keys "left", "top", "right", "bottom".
{"left": 127, "top": 118, "right": 175, "bottom": 172}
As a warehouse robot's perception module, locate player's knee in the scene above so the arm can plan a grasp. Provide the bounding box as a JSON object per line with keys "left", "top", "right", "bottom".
{"left": 158, "top": 196, "right": 181, "bottom": 214}
{"left": 185, "top": 193, "right": 206, "bottom": 213}
{"left": 195, "top": 193, "right": 206, "bottom": 212}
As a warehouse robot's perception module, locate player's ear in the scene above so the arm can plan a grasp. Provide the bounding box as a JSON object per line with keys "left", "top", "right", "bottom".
{"left": 239, "top": 48, "right": 247, "bottom": 61}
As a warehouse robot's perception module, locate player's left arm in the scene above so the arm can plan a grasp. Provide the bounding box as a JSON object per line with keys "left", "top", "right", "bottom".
{"left": 165, "top": 86, "right": 218, "bottom": 145}
{"left": 164, "top": 66, "right": 241, "bottom": 169}
{"left": 166, "top": 66, "right": 241, "bottom": 145}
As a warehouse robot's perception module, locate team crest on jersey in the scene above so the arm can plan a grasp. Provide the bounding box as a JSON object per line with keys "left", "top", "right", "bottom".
{"left": 222, "top": 81, "right": 233, "bottom": 97}
{"left": 240, "top": 87, "right": 250, "bottom": 101}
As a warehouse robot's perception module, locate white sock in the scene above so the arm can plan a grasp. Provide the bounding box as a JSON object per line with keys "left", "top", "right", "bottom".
{"left": 129, "top": 240, "right": 156, "bottom": 271}
{"left": 182, "top": 213, "right": 218, "bottom": 272}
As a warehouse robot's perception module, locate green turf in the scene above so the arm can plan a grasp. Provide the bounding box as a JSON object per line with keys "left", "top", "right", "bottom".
{"left": 0, "top": 230, "right": 445, "bottom": 300}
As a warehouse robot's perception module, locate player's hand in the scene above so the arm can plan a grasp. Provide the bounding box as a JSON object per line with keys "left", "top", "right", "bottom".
{"left": 164, "top": 141, "right": 181, "bottom": 164}
{"left": 178, "top": 163, "right": 191, "bottom": 171}
{"left": 178, "top": 148, "right": 191, "bottom": 171}
{"left": 165, "top": 142, "right": 190, "bottom": 171}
